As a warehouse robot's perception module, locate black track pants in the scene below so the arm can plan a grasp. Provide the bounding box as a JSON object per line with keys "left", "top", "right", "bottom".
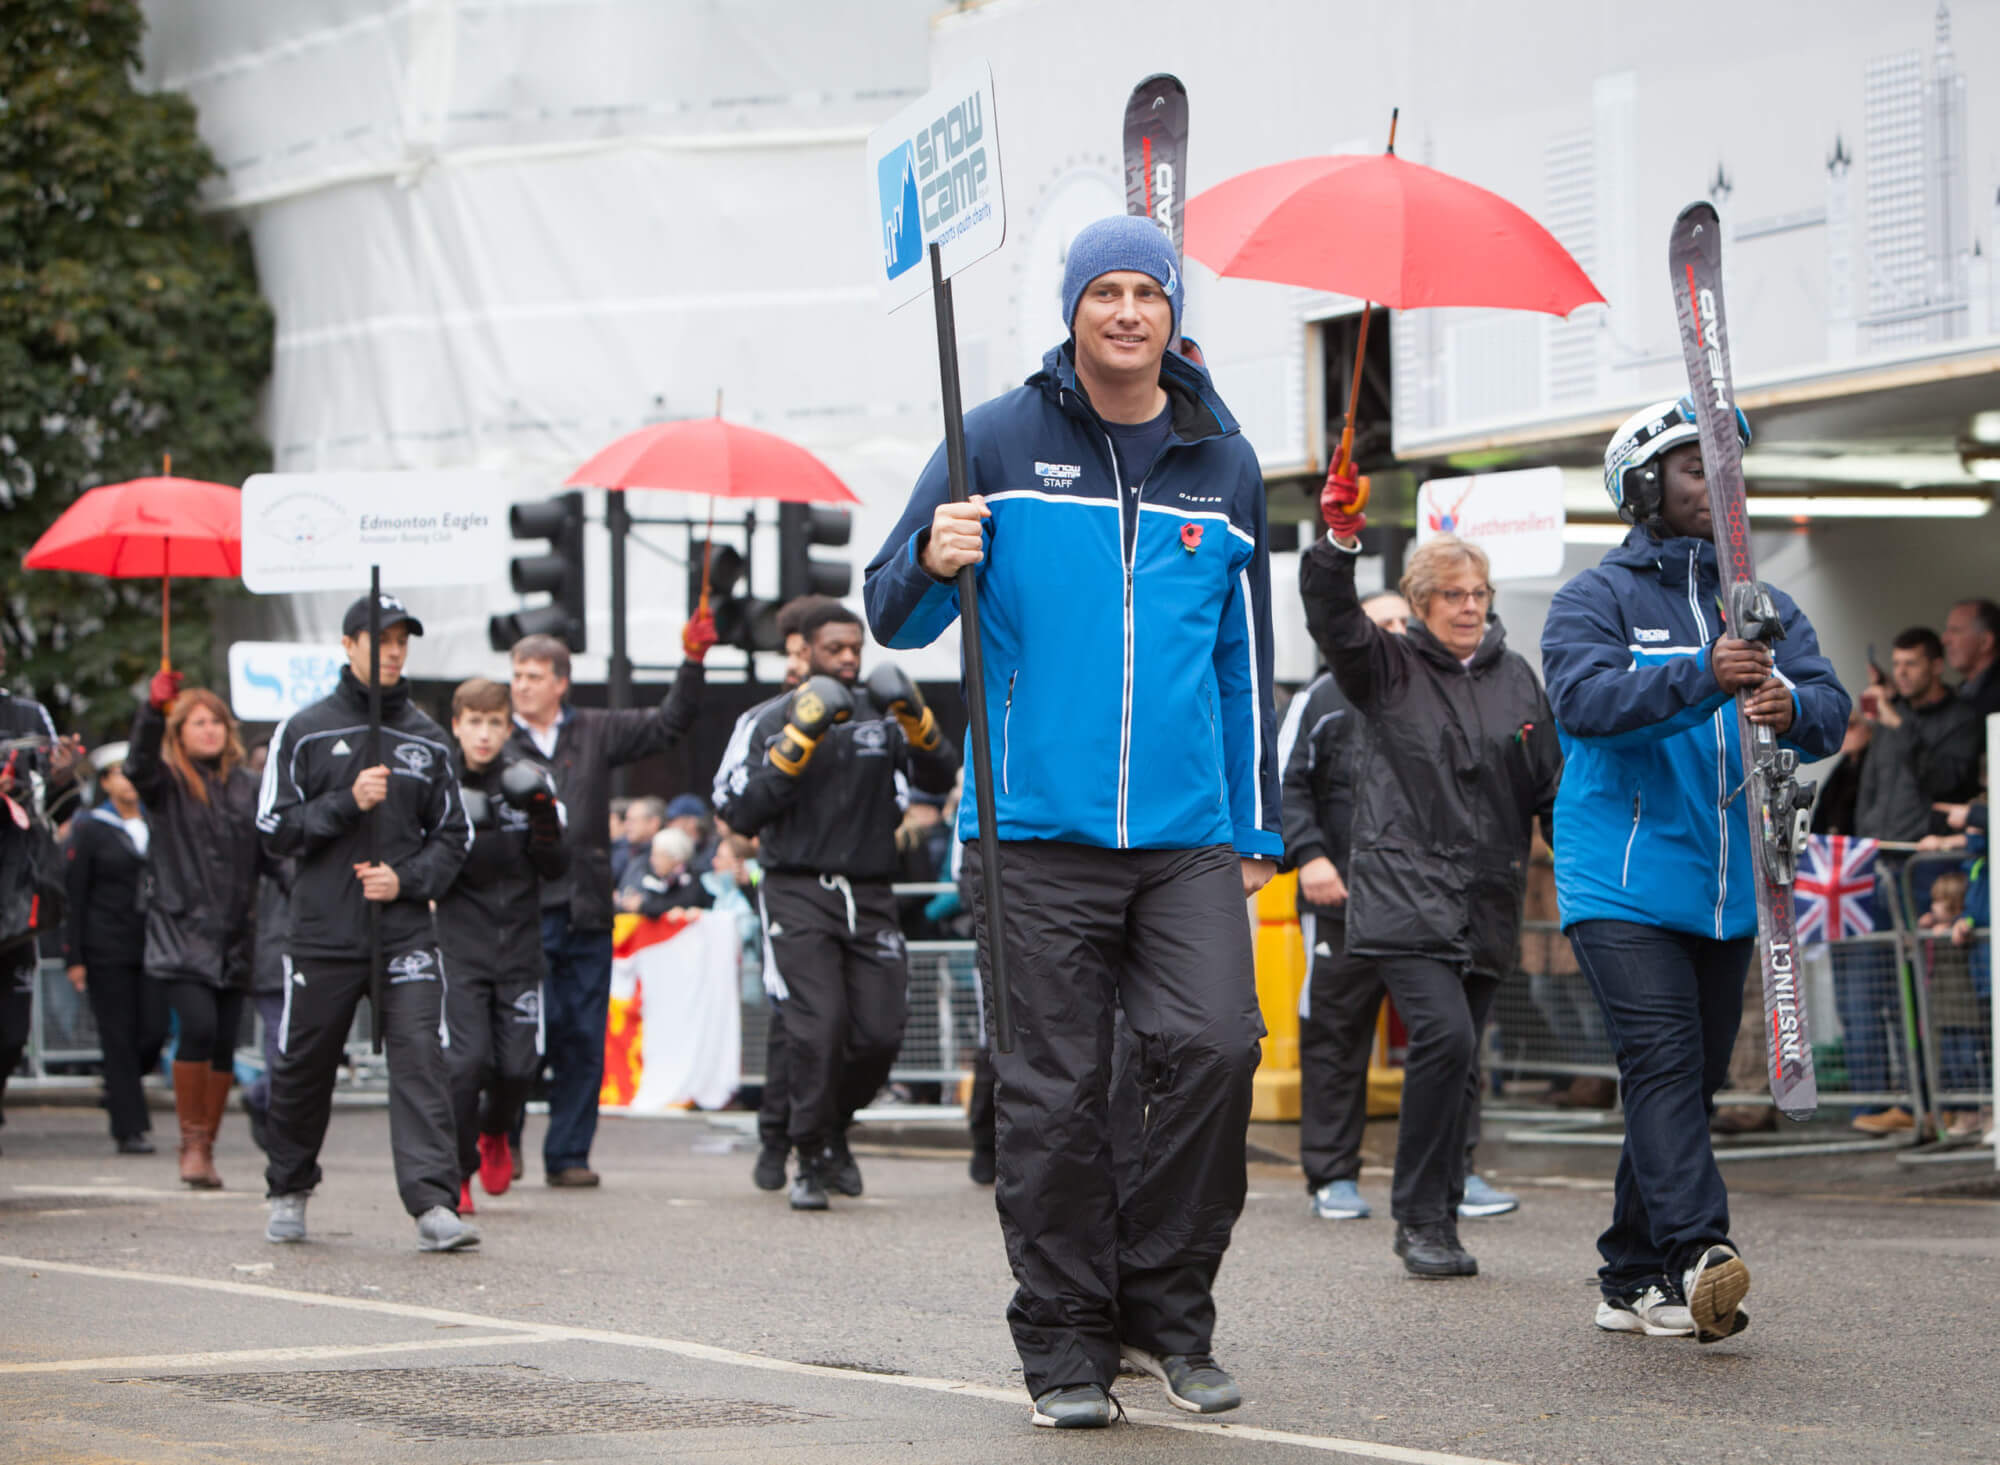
{"left": 759, "top": 873, "right": 907, "bottom": 1154}
{"left": 757, "top": 1000, "right": 790, "bottom": 1150}
{"left": 1376, "top": 956, "right": 1498, "bottom": 1226}
{"left": 965, "top": 840, "right": 1264, "bottom": 1399}
{"left": 0, "top": 950, "right": 33, "bottom": 1128}
{"left": 262, "top": 946, "right": 458, "bottom": 1217}
{"left": 86, "top": 963, "right": 167, "bottom": 1140}
{"left": 444, "top": 964, "right": 542, "bottom": 1181}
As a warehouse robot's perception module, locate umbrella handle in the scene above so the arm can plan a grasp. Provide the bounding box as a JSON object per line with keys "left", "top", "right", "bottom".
{"left": 160, "top": 557, "right": 172, "bottom": 675}
{"left": 697, "top": 496, "right": 716, "bottom": 616}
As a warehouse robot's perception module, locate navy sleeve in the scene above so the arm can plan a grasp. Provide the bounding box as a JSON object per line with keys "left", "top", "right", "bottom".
{"left": 1541, "top": 573, "right": 1731, "bottom": 746}
{"left": 1770, "top": 593, "right": 1850, "bottom": 762}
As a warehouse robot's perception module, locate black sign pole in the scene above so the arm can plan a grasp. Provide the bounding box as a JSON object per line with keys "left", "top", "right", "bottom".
{"left": 927, "top": 241, "right": 1014, "bottom": 1054}
{"left": 367, "top": 564, "right": 384, "bottom": 1052}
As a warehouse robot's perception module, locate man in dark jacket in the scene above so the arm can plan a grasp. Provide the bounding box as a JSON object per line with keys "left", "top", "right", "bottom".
{"left": 1854, "top": 626, "right": 1983, "bottom": 842}
{"left": 865, "top": 216, "right": 1280, "bottom": 1427}
{"left": 506, "top": 613, "right": 713, "bottom": 1187}
{"left": 1544, "top": 399, "right": 1847, "bottom": 1341}
{"left": 440, "top": 677, "right": 566, "bottom": 1211}
{"left": 1943, "top": 598, "right": 2000, "bottom": 721}
{"left": 713, "top": 602, "right": 958, "bottom": 1210}
{"left": 256, "top": 592, "right": 475, "bottom": 1251}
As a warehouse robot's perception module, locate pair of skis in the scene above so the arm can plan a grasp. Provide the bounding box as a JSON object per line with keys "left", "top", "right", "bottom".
{"left": 1670, "top": 204, "right": 1819, "bottom": 1122}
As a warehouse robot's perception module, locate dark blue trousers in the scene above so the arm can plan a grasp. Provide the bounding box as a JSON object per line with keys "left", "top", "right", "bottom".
{"left": 539, "top": 910, "right": 615, "bottom": 1175}
{"left": 1568, "top": 919, "right": 1752, "bottom": 1297}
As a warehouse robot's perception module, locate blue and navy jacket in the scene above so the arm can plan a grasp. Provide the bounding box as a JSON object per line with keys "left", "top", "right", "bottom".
{"left": 1541, "top": 526, "right": 1849, "bottom": 940}
{"left": 863, "top": 344, "right": 1282, "bottom": 859}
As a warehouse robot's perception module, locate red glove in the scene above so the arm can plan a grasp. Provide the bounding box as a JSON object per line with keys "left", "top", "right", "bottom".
{"left": 1320, "top": 466, "right": 1370, "bottom": 543}
{"left": 681, "top": 611, "right": 718, "bottom": 664}
{"left": 148, "top": 669, "right": 184, "bottom": 712}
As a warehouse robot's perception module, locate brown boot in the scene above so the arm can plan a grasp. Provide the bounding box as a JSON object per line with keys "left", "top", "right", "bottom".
{"left": 201, "top": 1066, "right": 235, "bottom": 1188}
{"left": 173, "top": 1061, "right": 222, "bottom": 1189}
{"left": 1710, "top": 1104, "right": 1777, "bottom": 1135}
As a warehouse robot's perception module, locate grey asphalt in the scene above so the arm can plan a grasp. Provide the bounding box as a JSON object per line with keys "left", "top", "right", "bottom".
{"left": 2, "top": 1101, "right": 1997, "bottom": 1463}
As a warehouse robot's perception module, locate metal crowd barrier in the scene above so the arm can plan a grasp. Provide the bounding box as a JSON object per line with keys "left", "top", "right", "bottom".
{"left": 1888, "top": 849, "right": 1991, "bottom": 1153}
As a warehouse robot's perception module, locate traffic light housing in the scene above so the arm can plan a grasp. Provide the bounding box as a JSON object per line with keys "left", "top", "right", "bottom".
{"left": 489, "top": 491, "right": 587, "bottom": 652}
{"left": 688, "top": 540, "right": 782, "bottom": 653}
{"left": 778, "top": 503, "right": 852, "bottom": 602}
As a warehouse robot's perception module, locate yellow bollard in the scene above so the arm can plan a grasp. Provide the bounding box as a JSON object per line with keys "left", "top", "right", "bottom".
{"left": 1250, "top": 871, "right": 1306, "bottom": 1120}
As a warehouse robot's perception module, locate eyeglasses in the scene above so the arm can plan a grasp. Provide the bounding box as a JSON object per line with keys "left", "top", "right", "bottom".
{"left": 1432, "top": 587, "right": 1494, "bottom": 609}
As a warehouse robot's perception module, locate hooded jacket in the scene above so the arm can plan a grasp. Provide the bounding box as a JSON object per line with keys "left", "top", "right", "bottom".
{"left": 125, "top": 701, "right": 261, "bottom": 989}
{"left": 1541, "top": 525, "right": 1849, "bottom": 940}
{"left": 257, "top": 669, "right": 472, "bottom": 959}
{"left": 864, "top": 343, "right": 1281, "bottom": 859}
{"left": 1301, "top": 537, "right": 1560, "bottom": 976}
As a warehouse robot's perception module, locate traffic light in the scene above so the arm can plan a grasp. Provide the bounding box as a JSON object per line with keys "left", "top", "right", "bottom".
{"left": 688, "top": 540, "right": 782, "bottom": 652}
{"left": 489, "top": 491, "right": 587, "bottom": 652}
{"left": 777, "top": 503, "right": 852, "bottom": 602}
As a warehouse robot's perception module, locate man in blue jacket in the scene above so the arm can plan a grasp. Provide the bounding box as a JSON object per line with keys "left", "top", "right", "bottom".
{"left": 1542, "top": 398, "right": 1848, "bottom": 1344}
{"left": 865, "top": 215, "right": 1280, "bottom": 1429}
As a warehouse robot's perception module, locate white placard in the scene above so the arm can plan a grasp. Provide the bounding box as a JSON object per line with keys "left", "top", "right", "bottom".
{"left": 228, "top": 641, "right": 344, "bottom": 722}
{"left": 866, "top": 61, "right": 1007, "bottom": 312}
{"left": 1415, "top": 467, "right": 1567, "bottom": 582}
{"left": 240, "top": 471, "right": 512, "bottom": 594}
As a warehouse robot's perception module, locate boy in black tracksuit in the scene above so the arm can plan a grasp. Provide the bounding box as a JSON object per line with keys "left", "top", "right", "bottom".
{"left": 256, "top": 593, "right": 475, "bottom": 1250}
{"left": 439, "top": 678, "right": 566, "bottom": 1210}
{"left": 712, "top": 603, "right": 959, "bottom": 1210}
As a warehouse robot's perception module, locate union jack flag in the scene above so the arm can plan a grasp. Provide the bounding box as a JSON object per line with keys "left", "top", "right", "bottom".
{"left": 1793, "top": 834, "right": 1879, "bottom": 944}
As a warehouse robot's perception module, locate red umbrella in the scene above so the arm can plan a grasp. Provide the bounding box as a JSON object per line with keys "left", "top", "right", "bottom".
{"left": 1186, "top": 111, "right": 1603, "bottom": 499}
{"left": 566, "top": 405, "right": 859, "bottom": 609}
{"left": 22, "top": 459, "right": 242, "bottom": 671}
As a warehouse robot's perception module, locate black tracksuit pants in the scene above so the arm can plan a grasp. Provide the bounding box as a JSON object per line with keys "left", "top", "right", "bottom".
{"left": 85, "top": 962, "right": 167, "bottom": 1140}
{"left": 760, "top": 873, "right": 907, "bottom": 1154}
{"left": 1374, "top": 955, "right": 1498, "bottom": 1226}
{"left": 756, "top": 1000, "right": 790, "bottom": 1151}
{"left": 965, "top": 840, "right": 1264, "bottom": 1398}
{"left": 1296, "top": 917, "right": 1487, "bottom": 1191}
{"left": 444, "top": 966, "right": 542, "bottom": 1181}
{"left": 262, "top": 947, "right": 458, "bottom": 1217}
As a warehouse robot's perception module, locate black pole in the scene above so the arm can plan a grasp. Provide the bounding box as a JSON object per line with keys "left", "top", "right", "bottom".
{"left": 607, "top": 487, "right": 633, "bottom": 798}
{"left": 929, "top": 241, "right": 1013, "bottom": 1054}
{"left": 367, "top": 564, "right": 384, "bottom": 1052}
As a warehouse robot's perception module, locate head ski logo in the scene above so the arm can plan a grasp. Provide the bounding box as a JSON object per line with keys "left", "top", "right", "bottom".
{"left": 1687, "top": 265, "right": 1730, "bottom": 414}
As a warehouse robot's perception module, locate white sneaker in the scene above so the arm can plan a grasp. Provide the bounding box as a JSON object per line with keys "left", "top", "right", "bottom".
{"left": 415, "top": 1205, "right": 480, "bottom": 1252}
{"left": 1681, "top": 1244, "right": 1751, "bottom": 1343}
{"left": 265, "top": 1192, "right": 309, "bottom": 1244}
{"left": 1594, "top": 1284, "right": 1694, "bottom": 1337}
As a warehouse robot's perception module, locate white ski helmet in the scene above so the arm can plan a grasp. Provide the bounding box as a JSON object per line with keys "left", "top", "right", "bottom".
{"left": 1602, "top": 396, "right": 1751, "bottom": 523}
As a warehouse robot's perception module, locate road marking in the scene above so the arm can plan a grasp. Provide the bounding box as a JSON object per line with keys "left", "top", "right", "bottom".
{"left": 0, "top": 1333, "right": 544, "bottom": 1375}
{"left": 0, "top": 1255, "right": 1523, "bottom": 1463}
{"left": 11, "top": 1184, "right": 258, "bottom": 1202}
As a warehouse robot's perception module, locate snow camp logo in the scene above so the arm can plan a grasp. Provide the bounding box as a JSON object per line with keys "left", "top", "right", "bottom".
{"left": 876, "top": 85, "right": 993, "bottom": 283}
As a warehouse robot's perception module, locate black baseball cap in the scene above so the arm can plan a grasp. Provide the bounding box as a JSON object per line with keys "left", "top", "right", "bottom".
{"left": 341, "top": 592, "right": 426, "bottom": 638}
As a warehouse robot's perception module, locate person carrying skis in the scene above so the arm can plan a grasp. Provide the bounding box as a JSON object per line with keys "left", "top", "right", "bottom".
{"left": 864, "top": 214, "right": 1281, "bottom": 1429}
{"left": 1541, "top": 399, "right": 1847, "bottom": 1341}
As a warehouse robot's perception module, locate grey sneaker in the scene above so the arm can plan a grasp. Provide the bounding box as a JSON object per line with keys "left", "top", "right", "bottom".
{"left": 1309, "top": 1178, "right": 1371, "bottom": 1220}
{"left": 1681, "top": 1244, "right": 1750, "bottom": 1343}
{"left": 1119, "top": 1344, "right": 1242, "bottom": 1414}
{"left": 1030, "top": 1383, "right": 1113, "bottom": 1429}
{"left": 265, "top": 1192, "right": 309, "bottom": 1244}
{"left": 1595, "top": 1284, "right": 1694, "bottom": 1337}
{"left": 416, "top": 1205, "right": 481, "bottom": 1252}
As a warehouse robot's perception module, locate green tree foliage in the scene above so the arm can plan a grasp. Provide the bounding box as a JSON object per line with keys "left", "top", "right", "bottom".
{"left": 0, "top": 0, "right": 271, "bottom": 738}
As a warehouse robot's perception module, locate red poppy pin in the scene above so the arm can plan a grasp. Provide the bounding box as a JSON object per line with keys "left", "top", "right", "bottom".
{"left": 1180, "top": 522, "right": 1203, "bottom": 553}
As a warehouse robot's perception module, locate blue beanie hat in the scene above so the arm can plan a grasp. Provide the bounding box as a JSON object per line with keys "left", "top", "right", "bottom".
{"left": 1061, "top": 215, "right": 1183, "bottom": 338}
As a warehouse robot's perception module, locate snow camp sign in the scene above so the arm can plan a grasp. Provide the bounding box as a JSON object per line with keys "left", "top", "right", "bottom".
{"left": 868, "top": 62, "right": 1007, "bottom": 312}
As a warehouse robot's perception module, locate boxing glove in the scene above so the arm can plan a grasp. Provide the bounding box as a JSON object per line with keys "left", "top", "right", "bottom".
{"left": 863, "top": 663, "right": 939, "bottom": 752}
{"left": 769, "top": 675, "right": 853, "bottom": 776}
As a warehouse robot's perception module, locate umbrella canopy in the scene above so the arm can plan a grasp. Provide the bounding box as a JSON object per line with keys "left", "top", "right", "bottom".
{"left": 566, "top": 417, "right": 859, "bottom": 505}
{"left": 1184, "top": 151, "right": 1603, "bottom": 316}
{"left": 23, "top": 475, "right": 243, "bottom": 578}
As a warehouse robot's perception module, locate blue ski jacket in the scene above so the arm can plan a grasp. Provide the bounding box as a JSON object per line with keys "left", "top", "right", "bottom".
{"left": 1541, "top": 526, "right": 1849, "bottom": 940}
{"left": 863, "top": 343, "right": 1282, "bottom": 860}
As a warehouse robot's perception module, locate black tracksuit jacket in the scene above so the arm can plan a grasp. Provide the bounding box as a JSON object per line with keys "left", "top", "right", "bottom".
{"left": 256, "top": 670, "right": 471, "bottom": 959}
{"left": 126, "top": 701, "right": 262, "bottom": 989}
{"left": 506, "top": 661, "right": 703, "bottom": 931}
{"left": 1301, "top": 538, "right": 1562, "bottom": 977}
{"left": 713, "top": 686, "right": 959, "bottom": 880}
{"left": 436, "top": 750, "right": 567, "bottom": 986}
